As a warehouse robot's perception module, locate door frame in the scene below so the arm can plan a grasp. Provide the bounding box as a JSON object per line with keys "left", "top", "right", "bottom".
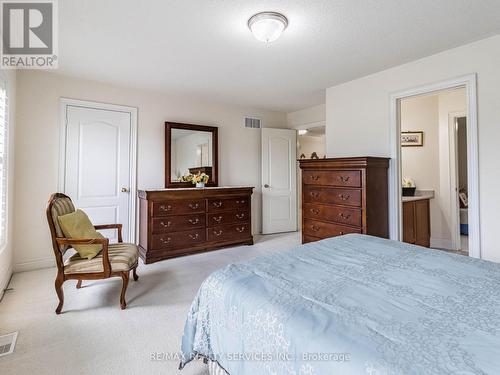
{"left": 448, "top": 111, "right": 467, "bottom": 251}
{"left": 58, "top": 98, "right": 138, "bottom": 243}
{"left": 389, "top": 74, "right": 480, "bottom": 258}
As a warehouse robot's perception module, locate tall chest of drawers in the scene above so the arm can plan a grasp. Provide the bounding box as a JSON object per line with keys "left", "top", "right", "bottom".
{"left": 138, "top": 187, "right": 253, "bottom": 264}
{"left": 299, "top": 157, "right": 389, "bottom": 244}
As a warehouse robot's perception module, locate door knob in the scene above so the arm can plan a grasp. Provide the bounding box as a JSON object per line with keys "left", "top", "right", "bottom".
{"left": 121, "top": 187, "right": 130, "bottom": 193}
{"left": 264, "top": 184, "right": 270, "bottom": 188}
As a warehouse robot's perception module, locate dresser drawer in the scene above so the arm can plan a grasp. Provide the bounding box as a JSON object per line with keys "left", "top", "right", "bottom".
{"left": 303, "top": 219, "right": 361, "bottom": 238}
{"left": 207, "top": 196, "right": 250, "bottom": 212}
{"left": 152, "top": 199, "right": 205, "bottom": 216}
{"left": 208, "top": 223, "right": 251, "bottom": 242}
{"left": 207, "top": 210, "right": 249, "bottom": 227}
{"left": 303, "top": 170, "right": 361, "bottom": 188}
{"left": 152, "top": 229, "right": 206, "bottom": 249}
{"left": 304, "top": 186, "right": 362, "bottom": 207}
{"left": 152, "top": 214, "right": 205, "bottom": 233}
{"left": 303, "top": 203, "right": 362, "bottom": 227}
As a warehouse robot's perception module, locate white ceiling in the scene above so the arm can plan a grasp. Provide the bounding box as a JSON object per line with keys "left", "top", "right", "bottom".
{"left": 59, "top": 0, "right": 500, "bottom": 112}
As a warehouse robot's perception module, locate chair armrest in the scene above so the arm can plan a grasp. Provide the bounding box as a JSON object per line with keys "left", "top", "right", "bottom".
{"left": 56, "top": 237, "right": 111, "bottom": 277}
{"left": 94, "top": 224, "right": 123, "bottom": 243}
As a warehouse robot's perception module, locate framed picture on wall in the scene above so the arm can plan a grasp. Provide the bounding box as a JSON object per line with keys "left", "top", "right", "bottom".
{"left": 401, "top": 131, "right": 424, "bottom": 147}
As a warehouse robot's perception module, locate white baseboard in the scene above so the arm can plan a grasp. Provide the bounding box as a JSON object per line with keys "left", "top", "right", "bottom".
{"left": 430, "top": 238, "right": 455, "bottom": 250}
{"left": 0, "top": 263, "right": 13, "bottom": 300}
{"left": 14, "top": 257, "right": 55, "bottom": 273}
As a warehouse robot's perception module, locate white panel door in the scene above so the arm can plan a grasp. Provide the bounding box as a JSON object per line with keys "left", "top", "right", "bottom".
{"left": 64, "top": 105, "right": 132, "bottom": 242}
{"left": 262, "top": 128, "right": 297, "bottom": 234}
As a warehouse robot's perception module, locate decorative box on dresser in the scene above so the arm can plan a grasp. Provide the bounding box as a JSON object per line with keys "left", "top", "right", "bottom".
{"left": 299, "top": 157, "right": 390, "bottom": 244}
{"left": 138, "top": 187, "right": 253, "bottom": 264}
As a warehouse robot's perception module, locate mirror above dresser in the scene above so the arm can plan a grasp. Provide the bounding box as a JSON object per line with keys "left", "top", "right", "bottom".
{"left": 165, "top": 122, "right": 218, "bottom": 188}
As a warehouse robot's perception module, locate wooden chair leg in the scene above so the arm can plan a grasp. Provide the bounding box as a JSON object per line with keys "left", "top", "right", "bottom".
{"left": 76, "top": 280, "right": 82, "bottom": 289}
{"left": 133, "top": 266, "right": 139, "bottom": 281}
{"left": 120, "top": 271, "right": 129, "bottom": 310}
{"left": 55, "top": 273, "right": 64, "bottom": 315}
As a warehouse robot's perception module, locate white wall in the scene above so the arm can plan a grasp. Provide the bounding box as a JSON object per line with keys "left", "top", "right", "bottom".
{"left": 14, "top": 70, "right": 286, "bottom": 271}
{"left": 298, "top": 135, "right": 326, "bottom": 159}
{"left": 401, "top": 89, "right": 466, "bottom": 249}
{"left": 287, "top": 104, "right": 325, "bottom": 128}
{"left": 325, "top": 35, "right": 500, "bottom": 262}
{"left": 0, "top": 70, "right": 16, "bottom": 295}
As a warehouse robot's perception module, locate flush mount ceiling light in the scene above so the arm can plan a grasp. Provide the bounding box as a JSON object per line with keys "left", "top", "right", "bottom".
{"left": 248, "top": 12, "right": 288, "bottom": 43}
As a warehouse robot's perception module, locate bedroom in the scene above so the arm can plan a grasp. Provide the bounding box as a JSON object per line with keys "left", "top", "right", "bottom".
{"left": 1, "top": 1, "right": 500, "bottom": 374}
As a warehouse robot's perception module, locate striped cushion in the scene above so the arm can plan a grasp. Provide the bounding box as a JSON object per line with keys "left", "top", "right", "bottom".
{"left": 51, "top": 197, "right": 76, "bottom": 254}
{"left": 64, "top": 242, "right": 138, "bottom": 274}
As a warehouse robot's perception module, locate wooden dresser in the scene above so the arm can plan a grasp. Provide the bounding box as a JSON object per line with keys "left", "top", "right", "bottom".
{"left": 299, "top": 157, "right": 389, "bottom": 244}
{"left": 138, "top": 187, "right": 253, "bottom": 264}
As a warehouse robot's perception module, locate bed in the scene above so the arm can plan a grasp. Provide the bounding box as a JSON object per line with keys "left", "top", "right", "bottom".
{"left": 180, "top": 234, "right": 500, "bottom": 374}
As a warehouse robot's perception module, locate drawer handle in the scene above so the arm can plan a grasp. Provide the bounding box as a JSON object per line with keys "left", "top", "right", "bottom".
{"left": 310, "top": 175, "right": 320, "bottom": 181}
{"left": 160, "top": 237, "right": 172, "bottom": 244}
{"left": 213, "top": 201, "right": 223, "bottom": 208}
{"left": 188, "top": 218, "right": 199, "bottom": 225}
{"left": 339, "top": 194, "right": 350, "bottom": 201}
{"left": 236, "top": 226, "right": 246, "bottom": 233}
{"left": 189, "top": 203, "right": 199, "bottom": 210}
{"left": 311, "top": 225, "right": 320, "bottom": 232}
{"left": 235, "top": 213, "right": 245, "bottom": 219}
{"left": 213, "top": 230, "right": 223, "bottom": 237}
{"left": 160, "top": 221, "right": 172, "bottom": 228}
{"left": 339, "top": 231, "right": 345, "bottom": 235}
{"left": 236, "top": 200, "right": 246, "bottom": 204}
{"left": 310, "top": 208, "right": 320, "bottom": 215}
{"left": 310, "top": 192, "right": 320, "bottom": 198}
{"left": 212, "top": 216, "right": 223, "bottom": 223}
{"left": 339, "top": 176, "right": 350, "bottom": 182}
{"left": 188, "top": 233, "right": 199, "bottom": 240}
{"left": 159, "top": 204, "right": 172, "bottom": 212}
{"left": 338, "top": 213, "right": 351, "bottom": 220}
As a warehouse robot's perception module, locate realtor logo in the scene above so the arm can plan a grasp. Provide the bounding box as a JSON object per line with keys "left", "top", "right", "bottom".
{"left": 1, "top": 0, "right": 58, "bottom": 69}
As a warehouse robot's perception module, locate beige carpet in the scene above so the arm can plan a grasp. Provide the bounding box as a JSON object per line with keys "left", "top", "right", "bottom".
{"left": 0, "top": 232, "right": 300, "bottom": 375}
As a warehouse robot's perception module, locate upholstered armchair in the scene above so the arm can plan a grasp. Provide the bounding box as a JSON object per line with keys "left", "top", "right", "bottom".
{"left": 46, "top": 193, "right": 139, "bottom": 314}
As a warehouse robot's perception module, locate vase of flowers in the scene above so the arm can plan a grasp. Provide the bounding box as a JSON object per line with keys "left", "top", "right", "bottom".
{"left": 192, "top": 172, "right": 209, "bottom": 188}
{"left": 402, "top": 177, "right": 416, "bottom": 196}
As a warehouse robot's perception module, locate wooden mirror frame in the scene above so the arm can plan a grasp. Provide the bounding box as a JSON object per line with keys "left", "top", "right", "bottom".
{"left": 165, "top": 122, "right": 219, "bottom": 188}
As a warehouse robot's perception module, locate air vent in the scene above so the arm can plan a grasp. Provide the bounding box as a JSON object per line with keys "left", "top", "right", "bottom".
{"left": 0, "top": 332, "right": 18, "bottom": 357}
{"left": 244, "top": 117, "right": 261, "bottom": 129}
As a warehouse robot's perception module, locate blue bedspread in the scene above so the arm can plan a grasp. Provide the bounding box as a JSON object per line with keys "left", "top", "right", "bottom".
{"left": 180, "top": 234, "right": 500, "bottom": 374}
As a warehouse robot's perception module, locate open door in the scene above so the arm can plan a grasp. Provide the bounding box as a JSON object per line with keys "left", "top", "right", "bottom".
{"left": 261, "top": 128, "right": 297, "bottom": 234}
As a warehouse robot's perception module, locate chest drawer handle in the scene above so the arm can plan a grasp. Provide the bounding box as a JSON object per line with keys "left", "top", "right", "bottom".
{"left": 212, "top": 216, "right": 223, "bottom": 223}
{"left": 160, "top": 237, "right": 172, "bottom": 244}
{"left": 189, "top": 203, "right": 199, "bottom": 210}
{"left": 213, "top": 230, "right": 223, "bottom": 236}
{"left": 310, "top": 192, "right": 320, "bottom": 198}
{"left": 310, "top": 208, "right": 320, "bottom": 215}
{"left": 236, "top": 200, "right": 246, "bottom": 204}
{"left": 311, "top": 225, "right": 320, "bottom": 232}
{"left": 339, "top": 194, "right": 350, "bottom": 201}
{"left": 159, "top": 204, "right": 172, "bottom": 212}
{"left": 188, "top": 233, "right": 199, "bottom": 240}
{"left": 213, "top": 201, "right": 223, "bottom": 208}
{"left": 339, "top": 176, "right": 350, "bottom": 182}
{"left": 235, "top": 213, "right": 245, "bottom": 219}
{"left": 310, "top": 175, "right": 320, "bottom": 181}
{"left": 338, "top": 213, "right": 351, "bottom": 220}
{"left": 160, "top": 221, "right": 172, "bottom": 228}
{"left": 188, "top": 218, "right": 199, "bottom": 225}
{"left": 236, "top": 226, "right": 246, "bottom": 233}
